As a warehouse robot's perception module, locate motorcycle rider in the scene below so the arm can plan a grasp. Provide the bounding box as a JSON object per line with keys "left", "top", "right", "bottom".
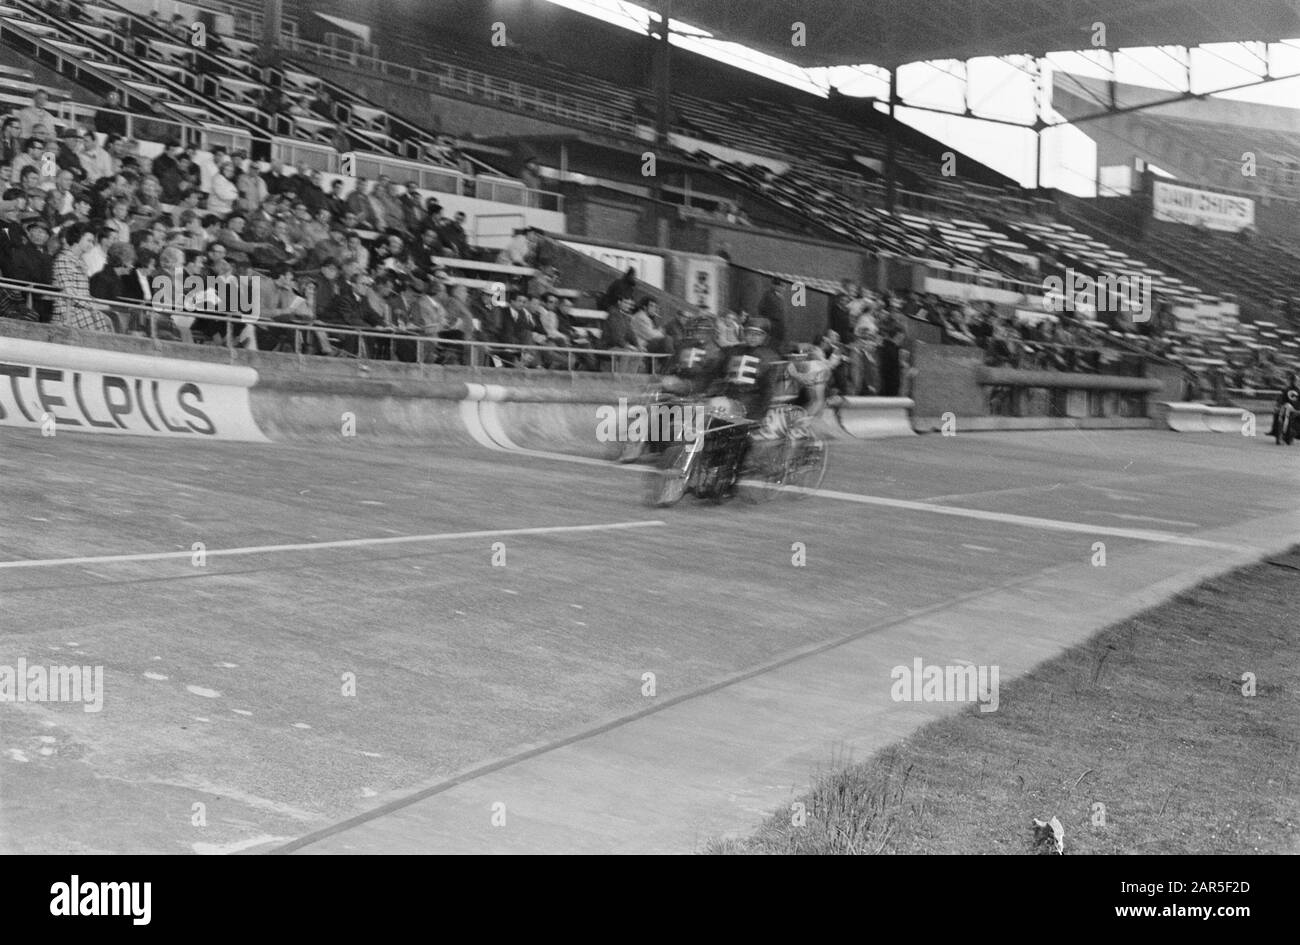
{"left": 708, "top": 316, "right": 785, "bottom": 488}
{"left": 618, "top": 314, "right": 723, "bottom": 463}
{"left": 1268, "top": 372, "right": 1300, "bottom": 443}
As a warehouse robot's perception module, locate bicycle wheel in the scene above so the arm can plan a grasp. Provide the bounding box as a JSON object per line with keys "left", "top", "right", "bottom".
{"left": 784, "top": 434, "right": 828, "bottom": 495}
{"left": 647, "top": 443, "right": 690, "bottom": 507}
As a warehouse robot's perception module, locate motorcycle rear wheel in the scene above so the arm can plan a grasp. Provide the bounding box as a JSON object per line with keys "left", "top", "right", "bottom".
{"left": 784, "top": 435, "right": 828, "bottom": 495}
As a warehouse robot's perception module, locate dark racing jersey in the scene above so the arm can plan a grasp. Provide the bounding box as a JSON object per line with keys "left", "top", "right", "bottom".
{"left": 713, "top": 342, "right": 781, "bottom": 419}
{"left": 665, "top": 340, "right": 724, "bottom": 395}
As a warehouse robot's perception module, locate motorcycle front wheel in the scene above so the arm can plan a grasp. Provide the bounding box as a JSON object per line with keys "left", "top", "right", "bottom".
{"left": 647, "top": 443, "right": 690, "bottom": 507}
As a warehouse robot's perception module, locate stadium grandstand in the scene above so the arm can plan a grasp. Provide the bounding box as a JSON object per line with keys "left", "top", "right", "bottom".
{"left": 3, "top": 0, "right": 1299, "bottom": 414}
{"left": 3, "top": 0, "right": 1299, "bottom": 866}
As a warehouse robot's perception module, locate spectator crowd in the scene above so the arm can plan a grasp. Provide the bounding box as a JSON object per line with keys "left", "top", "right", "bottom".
{"left": 0, "top": 95, "right": 622, "bottom": 366}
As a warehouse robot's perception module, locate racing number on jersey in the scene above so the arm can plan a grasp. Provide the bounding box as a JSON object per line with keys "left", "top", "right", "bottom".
{"left": 726, "top": 354, "right": 761, "bottom": 385}
{"left": 680, "top": 347, "right": 703, "bottom": 369}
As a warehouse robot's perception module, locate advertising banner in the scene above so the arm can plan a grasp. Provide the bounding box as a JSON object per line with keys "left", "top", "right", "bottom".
{"left": 1152, "top": 181, "right": 1254, "bottom": 232}
{"left": 0, "top": 338, "right": 268, "bottom": 441}
{"left": 560, "top": 240, "right": 665, "bottom": 289}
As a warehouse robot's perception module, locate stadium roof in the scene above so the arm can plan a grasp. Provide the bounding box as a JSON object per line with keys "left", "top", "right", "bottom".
{"left": 665, "top": 0, "right": 1300, "bottom": 68}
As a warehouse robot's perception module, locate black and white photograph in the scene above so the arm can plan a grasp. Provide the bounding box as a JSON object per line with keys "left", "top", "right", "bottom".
{"left": 0, "top": 0, "right": 1295, "bottom": 896}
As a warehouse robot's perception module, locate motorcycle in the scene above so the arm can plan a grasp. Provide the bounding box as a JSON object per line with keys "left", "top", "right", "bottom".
{"left": 647, "top": 400, "right": 828, "bottom": 507}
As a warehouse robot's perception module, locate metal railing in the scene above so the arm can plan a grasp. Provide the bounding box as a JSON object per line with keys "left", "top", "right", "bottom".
{"left": 278, "top": 35, "right": 637, "bottom": 138}
{"left": 1, "top": 279, "right": 666, "bottom": 376}
{"left": 53, "top": 101, "right": 258, "bottom": 153}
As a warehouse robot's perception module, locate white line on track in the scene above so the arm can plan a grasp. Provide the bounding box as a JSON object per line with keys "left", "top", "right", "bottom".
{"left": 458, "top": 405, "right": 1249, "bottom": 551}
{"left": 0, "top": 520, "right": 666, "bottom": 571}
{"left": 780, "top": 485, "right": 1247, "bottom": 550}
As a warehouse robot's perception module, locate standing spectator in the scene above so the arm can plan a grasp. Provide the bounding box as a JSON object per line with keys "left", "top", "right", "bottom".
{"left": 0, "top": 118, "right": 21, "bottom": 167}
{"left": 18, "top": 90, "right": 58, "bottom": 139}
{"left": 399, "top": 181, "right": 426, "bottom": 234}
{"left": 830, "top": 280, "right": 855, "bottom": 342}
{"left": 497, "top": 227, "right": 533, "bottom": 267}
{"left": 598, "top": 266, "right": 638, "bottom": 311}
{"left": 93, "top": 91, "right": 128, "bottom": 138}
{"left": 207, "top": 162, "right": 239, "bottom": 214}
{"left": 52, "top": 223, "right": 114, "bottom": 331}
{"left": 326, "top": 178, "right": 347, "bottom": 219}
{"left": 237, "top": 164, "right": 269, "bottom": 211}
{"left": 442, "top": 280, "right": 476, "bottom": 364}
{"left": 438, "top": 210, "right": 469, "bottom": 258}
{"left": 877, "top": 326, "right": 906, "bottom": 397}
{"left": 519, "top": 157, "right": 542, "bottom": 192}
{"left": 758, "top": 277, "right": 788, "bottom": 349}
{"left": 603, "top": 295, "right": 636, "bottom": 350}
{"left": 151, "top": 140, "right": 184, "bottom": 201}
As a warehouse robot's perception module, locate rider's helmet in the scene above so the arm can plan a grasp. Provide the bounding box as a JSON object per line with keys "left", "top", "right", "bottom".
{"left": 743, "top": 317, "right": 771, "bottom": 341}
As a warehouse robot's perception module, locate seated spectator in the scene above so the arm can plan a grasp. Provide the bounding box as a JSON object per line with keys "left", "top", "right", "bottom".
{"left": 11, "top": 137, "right": 46, "bottom": 182}
{"left": 300, "top": 205, "right": 330, "bottom": 247}
{"left": 82, "top": 225, "right": 115, "bottom": 279}
{"left": 324, "top": 270, "right": 385, "bottom": 355}
{"left": 629, "top": 296, "right": 669, "bottom": 353}
{"left": 341, "top": 230, "right": 369, "bottom": 270}
{"left": 367, "top": 177, "right": 399, "bottom": 230}
{"left": 5, "top": 217, "right": 56, "bottom": 290}
{"left": 52, "top": 222, "right": 114, "bottom": 331}
{"left": 53, "top": 129, "right": 86, "bottom": 184}
{"left": 307, "top": 227, "right": 347, "bottom": 269}
{"left": 78, "top": 130, "right": 114, "bottom": 184}
{"left": 216, "top": 212, "right": 269, "bottom": 264}
{"left": 41, "top": 169, "right": 77, "bottom": 227}
{"left": 90, "top": 242, "right": 136, "bottom": 330}
{"left": 262, "top": 217, "right": 305, "bottom": 267}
